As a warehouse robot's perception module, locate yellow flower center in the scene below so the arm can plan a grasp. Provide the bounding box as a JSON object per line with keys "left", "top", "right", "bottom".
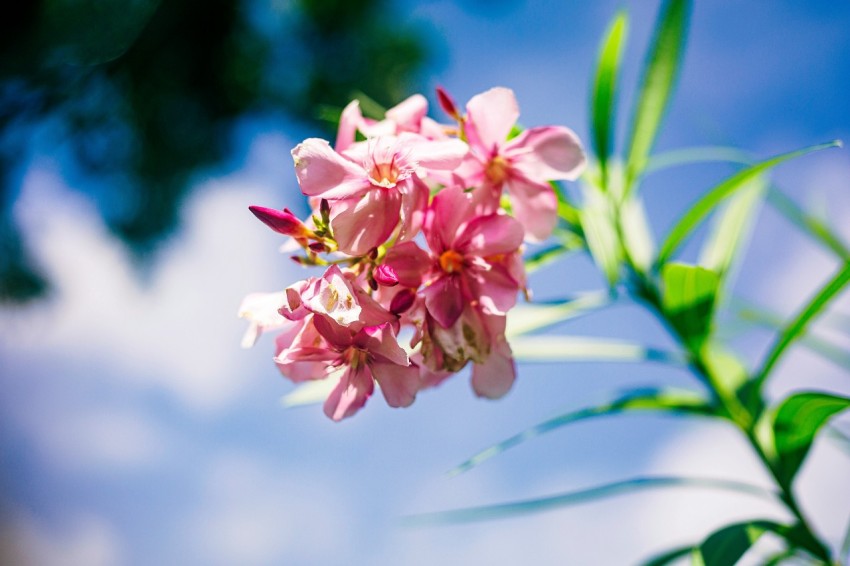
{"left": 439, "top": 249, "right": 465, "bottom": 273}
{"left": 485, "top": 155, "right": 509, "bottom": 185}
{"left": 370, "top": 161, "right": 399, "bottom": 187}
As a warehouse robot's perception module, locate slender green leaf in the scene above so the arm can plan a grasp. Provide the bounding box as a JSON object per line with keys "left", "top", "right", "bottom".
{"left": 656, "top": 141, "right": 841, "bottom": 265}
{"left": 591, "top": 9, "right": 629, "bottom": 187}
{"left": 752, "top": 261, "right": 850, "bottom": 393}
{"left": 772, "top": 391, "right": 850, "bottom": 486}
{"left": 624, "top": 0, "right": 691, "bottom": 192}
{"left": 640, "top": 545, "right": 695, "bottom": 566}
{"left": 646, "top": 146, "right": 753, "bottom": 174}
{"left": 449, "top": 387, "right": 712, "bottom": 476}
{"left": 699, "top": 174, "right": 767, "bottom": 283}
{"left": 767, "top": 186, "right": 850, "bottom": 262}
{"left": 620, "top": 195, "right": 657, "bottom": 273}
{"left": 661, "top": 263, "right": 720, "bottom": 351}
{"left": 580, "top": 184, "right": 622, "bottom": 285}
{"left": 506, "top": 291, "right": 613, "bottom": 338}
{"left": 511, "top": 335, "right": 681, "bottom": 364}
{"left": 695, "top": 520, "right": 788, "bottom": 566}
{"left": 401, "top": 476, "right": 777, "bottom": 527}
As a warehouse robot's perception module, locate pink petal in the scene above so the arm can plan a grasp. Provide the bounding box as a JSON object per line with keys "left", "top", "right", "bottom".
{"left": 370, "top": 360, "right": 420, "bottom": 408}
{"left": 323, "top": 365, "right": 374, "bottom": 421}
{"left": 382, "top": 241, "right": 430, "bottom": 287}
{"left": 471, "top": 339, "right": 516, "bottom": 399}
{"left": 408, "top": 138, "right": 469, "bottom": 171}
{"left": 330, "top": 188, "right": 402, "bottom": 255}
{"left": 354, "top": 323, "right": 409, "bottom": 366}
{"left": 465, "top": 87, "right": 519, "bottom": 152}
{"left": 385, "top": 94, "right": 428, "bottom": 133}
{"left": 504, "top": 176, "right": 558, "bottom": 242}
{"left": 292, "top": 138, "right": 369, "bottom": 200}
{"left": 468, "top": 264, "right": 521, "bottom": 316}
{"left": 454, "top": 213, "right": 524, "bottom": 256}
{"left": 423, "top": 275, "right": 464, "bottom": 329}
{"left": 397, "top": 177, "right": 428, "bottom": 243}
{"left": 505, "top": 126, "right": 587, "bottom": 182}
{"left": 335, "top": 100, "right": 363, "bottom": 152}
{"left": 424, "top": 185, "right": 473, "bottom": 253}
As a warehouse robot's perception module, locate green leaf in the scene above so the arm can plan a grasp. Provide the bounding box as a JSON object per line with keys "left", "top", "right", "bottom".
{"left": 699, "top": 174, "right": 767, "bottom": 283}
{"left": 580, "top": 184, "right": 622, "bottom": 285}
{"left": 772, "top": 391, "right": 850, "bottom": 487}
{"left": 752, "top": 261, "right": 850, "bottom": 393}
{"left": 591, "top": 9, "right": 629, "bottom": 187}
{"left": 656, "top": 141, "right": 841, "bottom": 265}
{"left": 505, "top": 291, "right": 613, "bottom": 338}
{"left": 645, "top": 146, "right": 753, "bottom": 175}
{"left": 620, "top": 195, "right": 657, "bottom": 273}
{"left": 280, "top": 372, "right": 341, "bottom": 408}
{"left": 767, "top": 186, "right": 850, "bottom": 262}
{"left": 401, "top": 476, "right": 776, "bottom": 527}
{"left": 695, "top": 520, "right": 788, "bottom": 566}
{"left": 624, "top": 0, "right": 692, "bottom": 192}
{"left": 640, "top": 545, "right": 695, "bottom": 566}
{"left": 510, "top": 335, "right": 681, "bottom": 364}
{"left": 661, "top": 263, "right": 720, "bottom": 351}
{"left": 449, "top": 387, "right": 712, "bottom": 476}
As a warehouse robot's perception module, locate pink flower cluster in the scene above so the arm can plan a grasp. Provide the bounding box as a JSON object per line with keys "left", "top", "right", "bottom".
{"left": 240, "top": 87, "right": 586, "bottom": 420}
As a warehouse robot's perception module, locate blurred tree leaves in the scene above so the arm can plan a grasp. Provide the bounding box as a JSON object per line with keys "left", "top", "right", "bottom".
{"left": 0, "top": 0, "right": 431, "bottom": 301}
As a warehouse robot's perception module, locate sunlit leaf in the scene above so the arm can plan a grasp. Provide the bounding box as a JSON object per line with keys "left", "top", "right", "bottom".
{"left": 661, "top": 263, "right": 719, "bottom": 351}
{"left": 767, "top": 186, "right": 850, "bottom": 262}
{"left": 506, "top": 291, "right": 613, "bottom": 338}
{"left": 640, "top": 545, "right": 695, "bottom": 566}
{"left": 656, "top": 141, "right": 841, "bottom": 265}
{"left": 752, "top": 261, "right": 850, "bottom": 393}
{"left": 580, "top": 184, "right": 622, "bottom": 285}
{"left": 695, "top": 520, "right": 788, "bottom": 566}
{"left": 624, "top": 0, "right": 691, "bottom": 192}
{"left": 620, "top": 195, "right": 656, "bottom": 273}
{"left": 772, "top": 391, "right": 850, "bottom": 487}
{"left": 450, "top": 387, "right": 712, "bottom": 476}
{"left": 511, "top": 335, "right": 681, "bottom": 364}
{"left": 401, "top": 476, "right": 776, "bottom": 526}
{"left": 591, "top": 9, "right": 629, "bottom": 187}
{"left": 645, "top": 146, "right": 753, "bottom": 174}
{"left": 280, "top": 372, "right": 342, "bottom": 408}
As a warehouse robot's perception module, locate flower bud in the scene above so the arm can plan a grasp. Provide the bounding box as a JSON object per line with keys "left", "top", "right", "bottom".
{"left": 249, "top": 206, "right": 313, "bottom": 239}
{"left": 390, "top": 288, "right": 416, "bottom": 315}
{"left": 374, "top": 264, "right": 400, "bottom": 287}
{"left": 436, "top": 86, "right": 460, "bottom": 121}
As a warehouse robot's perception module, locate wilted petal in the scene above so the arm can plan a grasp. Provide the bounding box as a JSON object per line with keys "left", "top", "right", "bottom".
{"left": 504, "top": 176, "right": 558, "bottom": 242}
{"left": 471, "top": 339, "right": 515, "bottom": 399}
{"left": 323, "top": 365, "right": 374, "bottom": 421}
{"left": 371, "top": 360, "right": 420, "bottom": 408}
{"left": 465, "top": 87, "right": 519, "bottom": 152}
{"left": 506, "top": 126, "right": 587, "bottom": 182}
{"left": 292, "top": 138, "right": 369, "bottom": 200}
{"left": 330, "top": 189, "right": 402, "bottom": 256}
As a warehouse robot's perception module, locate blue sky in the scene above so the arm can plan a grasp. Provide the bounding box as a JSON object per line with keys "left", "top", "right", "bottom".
{"left": 1, "top": 1, "right": 850, "bottom": 564}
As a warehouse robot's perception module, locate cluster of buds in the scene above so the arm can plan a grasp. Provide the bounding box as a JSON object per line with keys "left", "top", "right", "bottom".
{"left": 239, "top": 87, "right": 586, "bottom": 420}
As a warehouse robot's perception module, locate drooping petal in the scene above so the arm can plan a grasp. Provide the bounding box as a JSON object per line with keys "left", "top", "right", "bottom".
{"left": 311, "top": 313, "right": 355, "bottom": 351}
{"left": 454, "top": 213, "right": 524, "bottom": 256}
{"left": 323, "top": 365, "right": 374, "bottom": 421}
{"left": 354, "top": 323, "right": 409, "bottom": 367}
{"left": 471, "top": 338, "right": 515, "bottom": 399}
{"left": 370, "top": 360, "right": 420, "bottom": 408}
{"left": 292, "top": 138, "right": 369, "bottom": 200}
{"left": 330, "top": 188, "right": 402, "bottom": 256}
{"left": 335, "top": 100, "right": 363, "bottom": 152}
{"left": 465, "top": 87, "right": 519, "bottom": 152}
{"left": 503, "top": 176, "right": 558, "bottom": 242}
{"left": 274, "top": 318, "right": 338, "bottom": 382}
{"left": 423, "top": 275, "right": 464, "bottom": 329}
{"left": 505, "top": 126, "right": 587, "bottom": 182}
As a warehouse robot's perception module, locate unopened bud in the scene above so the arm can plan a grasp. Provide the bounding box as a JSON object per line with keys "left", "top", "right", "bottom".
{"left": 309, "top": 242, "right": 329, "bottom": 254}
{"left": 320, "top": 199, "right": 331, "bottom": 225}
{"left": 374, "top": 264, "right": 399, "bottom": 287}
{"left": 390, "top": 288, "right": 416, "bottom": 315}
{"left": 249, "top": 206, "right": 312, "bottom": 238}
{"left": 436, "top": 86, "right": 460, "bottom": 120}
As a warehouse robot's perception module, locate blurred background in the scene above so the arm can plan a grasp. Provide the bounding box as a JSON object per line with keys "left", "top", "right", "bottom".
{"left": 1, "top": 0, "right": 849, "bottom": 564}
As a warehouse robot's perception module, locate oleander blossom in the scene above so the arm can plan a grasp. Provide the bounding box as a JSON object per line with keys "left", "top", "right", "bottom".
{"left": 239, "top": 86, "right": 587, "bottom": 420}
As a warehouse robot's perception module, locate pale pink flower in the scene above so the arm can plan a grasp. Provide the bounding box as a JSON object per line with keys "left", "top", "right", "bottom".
{"left": 455, "top": 87, "right": 586, "bottom": 241}
{"left": 335, "top": 95, "right": 448, "bottom": 152}
{"left": 237, "top": 291, "right": 287, "bottom": 348}
{"left": 291, "top": 134, "right": 467, "bottom": 255}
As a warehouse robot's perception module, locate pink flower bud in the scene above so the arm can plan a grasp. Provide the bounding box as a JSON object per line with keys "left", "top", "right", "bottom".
{"left": 249, "top": 206, "right": 312, "bottom": 239}
{"left": 374, "top": 264, "right": 400, "bottom": 287}
{"left": 436, "top": 86, "right": 460, "bottom": 120}
{"left": 390, "top": 288, "right": 416, "bottom": 315}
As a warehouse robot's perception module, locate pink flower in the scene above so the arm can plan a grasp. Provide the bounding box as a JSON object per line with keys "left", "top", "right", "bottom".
{"left": 420, "top": 185, "right": 525, "bottom": 329}
{"left": 455, "top": 87, "right": 587, "bottom": 241}
{"left": 335, "top": 95, "right": 448, "bottom": 152}
{"left": 291, "top": 135, "right": 467, "bottom": 255}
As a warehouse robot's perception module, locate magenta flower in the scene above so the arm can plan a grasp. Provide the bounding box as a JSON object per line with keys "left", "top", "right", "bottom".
{"left": 291, "top": 134, "right": 467, "bottom": 255}
{"left": 455, "top": 87, "right": 587, "bottom": 241}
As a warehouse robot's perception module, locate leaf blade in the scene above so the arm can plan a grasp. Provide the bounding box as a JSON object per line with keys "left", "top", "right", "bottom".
{"left": 510, "top": 335, "right": 682, "bottom": 364}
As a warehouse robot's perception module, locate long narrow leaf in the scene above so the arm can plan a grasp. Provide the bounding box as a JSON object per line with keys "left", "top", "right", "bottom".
{"left": 449, "top": 387, "right": 712, "bottom": 476}
{"left": 656, "top": 141, "right": 841, "bottom": 265}
{"left": 591, "top": 10, "right": 629, "bottom": 187}
{"left": 640, "top": 545, "right": 695, "bottom": 566}
{"left": 401, "top": 476, "right": 777, "bottom": 526}
{"left": 695, "top": 520, "right": 789, "bottom": 566}
{"left": 624, "top": 0, "right": 691, "bottom": 192}
{"left": 767, "top": 186, "right": 850, "bottom": 262}
{"left": 661, "top": 263, "right": 720, "bottom": 352}
{"left": 646, "top": 146, "right": 753, "bottom": 174}
{"left": 581, "top": 184, "right": 622, "bottom": 284}
{"left": 511, "top": 335, "right": 682, "bottom": 364}
{"left": 280, "top": 371, "right": 341, "bottom": 408}
{"left": 506, "top": 291, "right": 613, "bottom": 338}
{"left": 752, "top": 261, "right": 850, "bottom": 392}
